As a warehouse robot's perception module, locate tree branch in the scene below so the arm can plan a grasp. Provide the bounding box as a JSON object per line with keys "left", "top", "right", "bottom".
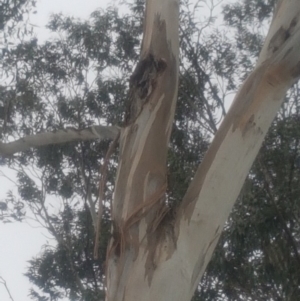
{"left": 0, "top": 125, "right": 120, "bottom": 155}
{"left": 0, "top": 276, "right": 15, "bottom": 301}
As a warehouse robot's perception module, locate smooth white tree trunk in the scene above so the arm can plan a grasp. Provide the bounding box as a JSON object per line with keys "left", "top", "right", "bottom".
{"left": 106, "top": 1, "right": 300, "bottom": 300}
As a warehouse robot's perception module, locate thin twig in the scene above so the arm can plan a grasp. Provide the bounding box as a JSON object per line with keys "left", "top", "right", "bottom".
{"left": 0, "top": 276, "right": 15, "bottom": 301}
{"left": 78, "top": 147, "right": 97, "bottom": 229}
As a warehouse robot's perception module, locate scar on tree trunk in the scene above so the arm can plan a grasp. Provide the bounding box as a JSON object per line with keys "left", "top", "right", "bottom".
{"left": 124, "top": 53, "right": 167, "bottom": 125}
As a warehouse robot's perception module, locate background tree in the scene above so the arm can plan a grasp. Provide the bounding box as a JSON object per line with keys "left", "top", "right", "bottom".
{"left": 0, "top": 0, "right": 299, "bottom": 300}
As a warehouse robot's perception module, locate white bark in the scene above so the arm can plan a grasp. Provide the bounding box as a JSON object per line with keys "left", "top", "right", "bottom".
{"left": 0, "top": 125, "right": 119, "bottom": 155}
{"left": 105, "top": 1, "right": 300, "bottom": 300}
{"left": 106, "top": 0, "right": 179, "bottom": 299}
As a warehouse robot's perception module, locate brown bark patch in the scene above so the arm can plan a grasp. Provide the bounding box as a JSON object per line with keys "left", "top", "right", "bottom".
{"left": 124, "top": 53, "right": 167, "bottom": 125}
{"left": 144, "top": 212, "right": 177, "bottom": 284}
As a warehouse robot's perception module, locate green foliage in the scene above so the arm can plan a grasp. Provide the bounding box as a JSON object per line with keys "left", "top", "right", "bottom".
{"left": 26, "top": 206, "right": 109, "bottom": 300}
{"left": 0, "top": 0, "right": 35, "bottom": 31}
{"left": 0, "top": 0, "right": 36, "bottom": 58}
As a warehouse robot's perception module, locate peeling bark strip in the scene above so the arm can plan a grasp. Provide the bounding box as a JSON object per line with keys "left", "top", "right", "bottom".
{"left": 106, "top": 1, "right": 300, "bottom": 301}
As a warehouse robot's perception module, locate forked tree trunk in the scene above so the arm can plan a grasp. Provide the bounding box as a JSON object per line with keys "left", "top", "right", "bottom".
{"left": 106, "top": 1, "right": 300, "bottom": 300}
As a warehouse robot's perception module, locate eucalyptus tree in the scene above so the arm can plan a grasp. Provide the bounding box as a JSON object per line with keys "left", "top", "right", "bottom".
{"left": 1, "top": 0, "right": 300, "bottom": 301}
